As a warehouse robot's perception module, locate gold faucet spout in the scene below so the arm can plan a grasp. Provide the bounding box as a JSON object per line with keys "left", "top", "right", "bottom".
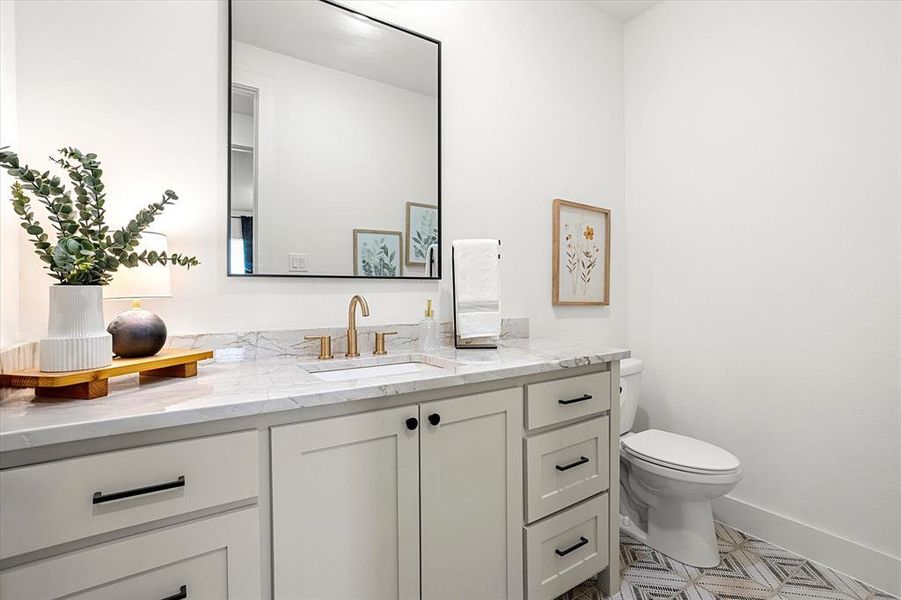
{"left": 346, "top": 295, "right": 370, "bottom": 357}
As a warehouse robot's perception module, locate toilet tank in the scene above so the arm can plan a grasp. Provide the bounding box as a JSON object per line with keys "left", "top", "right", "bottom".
{"left": 619, "top": 358, "right": 643, "bottom": 435}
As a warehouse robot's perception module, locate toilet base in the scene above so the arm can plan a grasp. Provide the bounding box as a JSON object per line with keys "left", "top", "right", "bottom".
{"left": 646, "top": 497, "right": 719, "bottom": 568}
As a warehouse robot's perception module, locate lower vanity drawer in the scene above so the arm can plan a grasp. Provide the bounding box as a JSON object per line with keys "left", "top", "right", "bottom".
{"left": 524, "top": 494, "right": 609, "bottom": 600}
{"left": 0, "top": 507, "right": 261, "bottom": 600}
{"left": 0, "top": 430, "right": 259, "bottom": 559}
{"left": 525, "top": 417, "right": 610, "bottom": 523}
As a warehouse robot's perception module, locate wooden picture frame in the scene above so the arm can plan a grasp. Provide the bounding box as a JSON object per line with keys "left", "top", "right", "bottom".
{"left": 353, "top": 229, "right": 403, "bottom": 277}
{"left": 552, "top": 199, "right": 610, "bottom": 306}
{"left": 405, "top": 202, "right": 439, "bottom": 267}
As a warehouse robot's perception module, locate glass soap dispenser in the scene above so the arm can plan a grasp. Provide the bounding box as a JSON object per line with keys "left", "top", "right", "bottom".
{"left": 418, "top": 298, "right": 440, "bottom": 352}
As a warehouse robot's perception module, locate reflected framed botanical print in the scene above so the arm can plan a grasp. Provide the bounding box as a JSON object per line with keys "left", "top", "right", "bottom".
{"left": 405, "top": 202, "right": 438, "bottom": 267}
{"left": 552, "top": 199, "right": 610, "bottom": 306}
{"left": 353, "top": 229, "right": 403, "bottom": 277}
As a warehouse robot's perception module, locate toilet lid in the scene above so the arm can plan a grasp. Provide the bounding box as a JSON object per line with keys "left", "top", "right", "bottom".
{"left": 621, "top": 430, "right": 740, "bottom": 473}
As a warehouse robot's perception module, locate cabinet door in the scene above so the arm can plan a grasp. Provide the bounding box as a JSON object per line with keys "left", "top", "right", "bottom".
{"left": 0, "top": 507, "right": 260, "bottom": 600}
{"left": 420, "top": 388, "right": 523, "bottom": 600}
{"left": 272, "top": 405, "right": 420, "bottom": 600}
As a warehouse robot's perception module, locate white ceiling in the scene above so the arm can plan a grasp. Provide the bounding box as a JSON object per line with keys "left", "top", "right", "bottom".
{"left": 589, "top": 1, "right": 661, "bottom": 23}
{"left": 232, "top": 0, "right": 438, "bottom": 97}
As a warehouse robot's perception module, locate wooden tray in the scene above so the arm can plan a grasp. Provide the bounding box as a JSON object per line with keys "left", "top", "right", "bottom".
{"left": 0, "top": 349, "right": 214, "bottom": 399}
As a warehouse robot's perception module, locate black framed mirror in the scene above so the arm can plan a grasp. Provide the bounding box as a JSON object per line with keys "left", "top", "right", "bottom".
{"left": 228, "top": 0, "right": 441, "bottom": 279}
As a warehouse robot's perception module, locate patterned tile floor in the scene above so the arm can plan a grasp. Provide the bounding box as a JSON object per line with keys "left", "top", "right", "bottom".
{"left": 556, "top": 522, "right": 898, "bottom": 600}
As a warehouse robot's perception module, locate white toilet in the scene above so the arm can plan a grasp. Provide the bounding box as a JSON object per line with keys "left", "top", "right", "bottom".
{"left": 618, "top": 358, "right": 742, "bottom": 568}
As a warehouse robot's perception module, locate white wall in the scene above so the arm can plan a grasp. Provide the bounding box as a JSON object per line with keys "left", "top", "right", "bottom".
{"left": 233, "top": 42, "right": 437, "bottom": 276}
{"left": 625, "top": 0, "right": 900, "bottom": 589}
{"left": 13, "top": 0, "right": 625, "bottom": 344}
{"left": 0, "top": 0, "right": 19, "bottom": 348}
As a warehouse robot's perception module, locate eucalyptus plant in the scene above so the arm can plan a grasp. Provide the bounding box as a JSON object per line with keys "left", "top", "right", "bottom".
{"left": 0, "top": 147, "right": 199, "bottom": 285}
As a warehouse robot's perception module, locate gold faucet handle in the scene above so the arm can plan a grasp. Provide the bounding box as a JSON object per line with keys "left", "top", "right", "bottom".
{"left": 304, "top": 335, "right": 334, "bottom": 360}
{"left": 373, "top": 331, "right": 398, "bottom": 355}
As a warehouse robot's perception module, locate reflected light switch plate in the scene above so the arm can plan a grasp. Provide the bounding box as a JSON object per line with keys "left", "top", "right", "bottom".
{"left": 288, "top": 253, "right": 308, "bottom": 272}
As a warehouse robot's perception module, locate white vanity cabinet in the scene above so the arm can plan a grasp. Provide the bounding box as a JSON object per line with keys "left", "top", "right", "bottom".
{"left": 0, "top": 430, "right": 263, "bottom": 600}
{"left": 1, "top": 508, "right": 261, "bottom": 600}
{"left": 271, "top": 405, "right": 422, "bottom": 599}
{"left": 522, "top": 366, "right": 620, "bottom": 600}
{"left": 420, "top": 389, "right": 523, "bottom": 599}
{"left": 0, "top": 358, "right": 623, "bottom": 600}
{"left": 0, "top": 430, "right": 260, "bottom": 559}
{"left": 271, "top": 388, "right": 523, "bottom": 600}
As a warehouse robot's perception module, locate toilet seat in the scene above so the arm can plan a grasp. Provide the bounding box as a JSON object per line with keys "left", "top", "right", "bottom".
{"left": 621, "top": 429, "right": 741, "bottom": 475}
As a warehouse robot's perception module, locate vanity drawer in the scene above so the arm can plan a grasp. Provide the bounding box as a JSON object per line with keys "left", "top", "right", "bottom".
{"left": 525, "top": 417, "right": 609, "bottom": 523}
{"left": 523, "top": 494, "right": 609, "bottom": 600}
{"left": 0, "top": 430, "right": 259, "bottom": 559}
{"left": 525, "top": 372, "right": 611, "bottom": 430}
{"left": 0, "top": 507, "right": 261, "bottom": 600}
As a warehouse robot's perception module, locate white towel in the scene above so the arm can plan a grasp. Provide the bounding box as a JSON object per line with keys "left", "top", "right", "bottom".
{"left": 453, "top": 239, "right": 501, "bottom": 340}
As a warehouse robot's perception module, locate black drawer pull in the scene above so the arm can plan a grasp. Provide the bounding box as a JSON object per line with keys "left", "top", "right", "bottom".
{"left": 428, "top": 413, "right": 441, "bottom": 426}
{"left": 161, "top": 585, "right": 187, "bottom": 600}
{"left": 556, "top": 456, "right": 590, "bottom": 472}
{"left": 555, "top": 536, "right": 589, "bottom": 557}
{"left": 405, "top": 417, "right": 419, "bottom": 431}
{"left": 92, "top": 475, "right": 186, "bottom": 505}
{"left": 558, "top": 394, "right": 592, "bottom": 405}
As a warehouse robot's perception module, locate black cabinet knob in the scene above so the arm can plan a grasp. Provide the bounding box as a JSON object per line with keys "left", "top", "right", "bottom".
{"left": 405, "top": 417, "right": 419, "bottom": 431}
{"left": 428, "top": 413, "right": 441, "bottom": 426}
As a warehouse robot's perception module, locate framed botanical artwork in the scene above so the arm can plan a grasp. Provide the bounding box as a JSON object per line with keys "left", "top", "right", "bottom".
{"left": 552, "top": 199, "right": 610, "bottom": 306}
{"left": 353, "top": 229, "right": 403, "bottom": 277}
{"left": 405, "top": 202, "right": 439, "bottom": 267}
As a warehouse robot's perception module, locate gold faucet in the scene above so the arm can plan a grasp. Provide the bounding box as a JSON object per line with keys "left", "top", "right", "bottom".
{"left": 346, "top": 295, "right": 370, "bottom": 357}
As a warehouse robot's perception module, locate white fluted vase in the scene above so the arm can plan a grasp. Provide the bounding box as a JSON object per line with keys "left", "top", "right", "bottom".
{"left": 40, "top": 285, "right": 113, "bottom": 372}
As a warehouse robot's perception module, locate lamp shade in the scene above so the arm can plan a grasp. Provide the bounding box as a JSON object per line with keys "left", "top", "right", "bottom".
{"left": 104, "top": 232, "right": 173, "bottom": 299}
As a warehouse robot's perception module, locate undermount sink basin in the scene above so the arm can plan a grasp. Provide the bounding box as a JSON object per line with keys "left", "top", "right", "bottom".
{"left": 311, "top": 360, "right": 446, "bottom": 382}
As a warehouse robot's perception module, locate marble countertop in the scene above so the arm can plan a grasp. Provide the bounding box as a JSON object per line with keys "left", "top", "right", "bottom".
{"left": 0, "top": 339, "right": 629, "bottom": 453}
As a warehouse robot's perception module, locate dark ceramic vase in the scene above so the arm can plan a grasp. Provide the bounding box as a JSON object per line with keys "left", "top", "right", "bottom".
{"left": 107, "top": 308, "right": 168, "bottom": 358}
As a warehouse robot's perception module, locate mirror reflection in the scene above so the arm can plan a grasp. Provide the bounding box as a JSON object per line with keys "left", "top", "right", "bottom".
{"left": 229, "top": 0, "right": 440, "bottom": 278}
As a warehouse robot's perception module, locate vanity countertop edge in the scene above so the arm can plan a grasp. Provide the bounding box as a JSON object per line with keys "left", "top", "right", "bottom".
{"left": 0, "top": 339, "right": 629, "bottom": 455}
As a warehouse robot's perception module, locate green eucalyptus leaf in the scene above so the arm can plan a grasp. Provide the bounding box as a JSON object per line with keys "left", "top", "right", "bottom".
{"left": 7, "top": 148, "right": 193, "bottom": 284}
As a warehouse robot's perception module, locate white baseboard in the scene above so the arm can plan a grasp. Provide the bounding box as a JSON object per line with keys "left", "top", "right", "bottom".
{"left": 713, "top": 495, "right": 900, "bottom": 597}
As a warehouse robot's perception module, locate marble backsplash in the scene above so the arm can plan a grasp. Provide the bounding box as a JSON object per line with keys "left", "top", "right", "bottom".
{"left": 0, "top": 318, "right": 528, "bottom": 372}
{"left": 167, "top": 317, "right": 528, "bottom": 361}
